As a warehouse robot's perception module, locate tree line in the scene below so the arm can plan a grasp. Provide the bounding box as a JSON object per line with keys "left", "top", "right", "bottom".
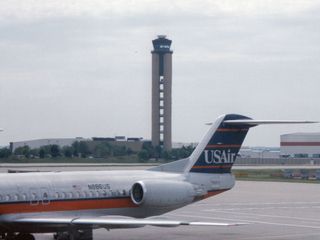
{"left": 0, "top": 141, "right": 132, "bottom": 159}
{"left": 137, "top": 142, "right": 194, "bottom": 162}
{"left": 0, "top": 141, "right": 195, "bottom": 162}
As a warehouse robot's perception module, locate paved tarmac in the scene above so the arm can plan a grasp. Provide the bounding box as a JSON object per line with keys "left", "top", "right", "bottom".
{"left": 33, "top": 181, "right": 320, "bottom": 240}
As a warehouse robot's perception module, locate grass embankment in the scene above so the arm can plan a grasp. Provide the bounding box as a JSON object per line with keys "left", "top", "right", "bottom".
{"left": 232, "top": 169, "right": 320, "bottom": 183}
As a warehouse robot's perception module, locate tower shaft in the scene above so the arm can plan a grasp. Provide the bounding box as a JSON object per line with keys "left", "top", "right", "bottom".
{"left": 151, "top": 36, "right": 173, "bottom": 151}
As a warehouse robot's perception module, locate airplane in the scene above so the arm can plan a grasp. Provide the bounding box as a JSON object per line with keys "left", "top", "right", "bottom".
{"left": 0, "top": 114, "right": 316, "bottom": 240}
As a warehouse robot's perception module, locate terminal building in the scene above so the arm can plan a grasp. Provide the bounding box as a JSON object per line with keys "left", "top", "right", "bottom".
{"left": 10, "top": 136, "right": 144, "bottom": 153}
{"left": 10, "top": 138, "right": 85, "bottom": 152}
{"left": 280, "top": 133, "right": 320, "bottom": 158}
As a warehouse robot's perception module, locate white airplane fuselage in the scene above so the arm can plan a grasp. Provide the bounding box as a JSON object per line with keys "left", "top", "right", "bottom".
{"left": 0, "top": 170, "right": 234, "bottom": 233}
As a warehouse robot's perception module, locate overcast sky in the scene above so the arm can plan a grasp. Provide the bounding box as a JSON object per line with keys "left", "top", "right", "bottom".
{"left": 0, "top": 0, "right": 319, "bottom": 147}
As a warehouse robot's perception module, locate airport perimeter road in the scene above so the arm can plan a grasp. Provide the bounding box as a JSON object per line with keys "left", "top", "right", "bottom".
{"left": 35, "top": 181, "right": 320, "bottom": 240}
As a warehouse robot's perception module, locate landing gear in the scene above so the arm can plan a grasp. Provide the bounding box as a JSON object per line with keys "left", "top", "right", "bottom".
{"left": 15, "top": 233, "right": 34, "bottom": 240}
{"left": 54, "top": 230, "right": 92, "bottom": 240}
{"left": 1, "top": 233, "right": 34, "bottom": 240}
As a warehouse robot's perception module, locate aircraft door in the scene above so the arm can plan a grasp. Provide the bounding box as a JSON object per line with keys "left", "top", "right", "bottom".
{"left": 29, "top": 188, "right": 39, "bottom": 205}
{"left": 41, "top": 187, "right": 50, "bottom": 205}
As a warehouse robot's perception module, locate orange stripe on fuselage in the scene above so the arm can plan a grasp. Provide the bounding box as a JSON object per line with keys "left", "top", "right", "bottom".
{"left": 194, "top": 189, "right": 229, "bottom": 202}
{"left": 203, "top": 189, "right": 228, "bottom": 199}
{"left": 191, "top": 164, "right": 232, "bottom": 169}
{"left": 0, "top": 197, "right": 137, "bottom": 215}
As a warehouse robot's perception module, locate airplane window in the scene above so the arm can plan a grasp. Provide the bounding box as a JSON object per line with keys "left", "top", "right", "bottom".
{"left": 29, "top": 192, "right": 39, "bottom": 205}
{"left": 21, "top": 194, "right": 27, "bottom": 201}
{"left": 43, "top": 192, "right": 48, "bottom": 199}
{"left": 77, "top": 191, "right": 84, "bottom": 198}
{"left": 31, "top": 193, "right": 37, "bottom": 200}
{"left": 75, "top": 191, "right": 80, "bottom": 198}
{"left": 100, "top": 191, "right": 104, "bottom": 197}
{"left": 81, "top": 191, "right": 86, "bottom": 198}
{"left": 42, "top": 192, "right": 50, "bottom": 205}
{"left": 13, "top": 194, "right": 18, "bottom": 201}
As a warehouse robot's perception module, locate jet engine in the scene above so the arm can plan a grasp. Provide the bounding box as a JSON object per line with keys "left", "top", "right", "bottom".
{"left": 130, "top": 180, "right": 195, "bottom": 208}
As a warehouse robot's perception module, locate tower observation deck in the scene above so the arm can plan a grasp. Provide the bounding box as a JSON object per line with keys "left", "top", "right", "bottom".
{"left": 151, "top": 35, "right": 173, "bottom": 150}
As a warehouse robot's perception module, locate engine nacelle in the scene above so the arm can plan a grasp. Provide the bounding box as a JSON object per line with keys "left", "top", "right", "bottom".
{"left": 130, "top": 180, "right": 195, "bottom": 208}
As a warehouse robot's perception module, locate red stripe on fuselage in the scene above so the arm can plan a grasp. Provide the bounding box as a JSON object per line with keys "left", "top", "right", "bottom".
{"left": 0, "top": 197, "right": 137, "bottom": 215}
{"left": 206, "top": 144, "right": 241, "bottom": 148}
{"left": 217, "top": 128, "right": 248, "bottom": 132}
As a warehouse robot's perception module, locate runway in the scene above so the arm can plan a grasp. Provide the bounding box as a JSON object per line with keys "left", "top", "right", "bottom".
{"left": 34, "top": 181, "right": 320, "bottom": 240}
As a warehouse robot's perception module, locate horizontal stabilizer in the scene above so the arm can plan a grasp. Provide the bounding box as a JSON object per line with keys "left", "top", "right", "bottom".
{"left": 223, "top": 120, "right": 318, "bottom": 126}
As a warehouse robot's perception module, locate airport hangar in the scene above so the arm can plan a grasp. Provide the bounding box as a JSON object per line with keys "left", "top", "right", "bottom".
{"left": 280, "top": 132, "right": 320, "bottom": 158}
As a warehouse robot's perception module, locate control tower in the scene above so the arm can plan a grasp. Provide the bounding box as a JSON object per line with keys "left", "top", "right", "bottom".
{"left": 151, "top": 35, "right": 173, "bottom": 151}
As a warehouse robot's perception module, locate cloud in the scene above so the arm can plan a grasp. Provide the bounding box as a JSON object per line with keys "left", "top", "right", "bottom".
{"left": 0, "top": 0, "right": 319, "bottom": 22}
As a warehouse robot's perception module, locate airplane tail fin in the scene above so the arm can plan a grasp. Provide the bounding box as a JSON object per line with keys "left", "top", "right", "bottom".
{"left": 185, "top": 114, "right": 317, "bottom": 174}
{"left": 185, "top": 114, "right": 251, "bottom": 174}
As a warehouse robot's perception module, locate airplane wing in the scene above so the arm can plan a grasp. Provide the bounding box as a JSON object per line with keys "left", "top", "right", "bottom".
{"left": 12, "top": 216, "right": 245, "bottom": 228}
